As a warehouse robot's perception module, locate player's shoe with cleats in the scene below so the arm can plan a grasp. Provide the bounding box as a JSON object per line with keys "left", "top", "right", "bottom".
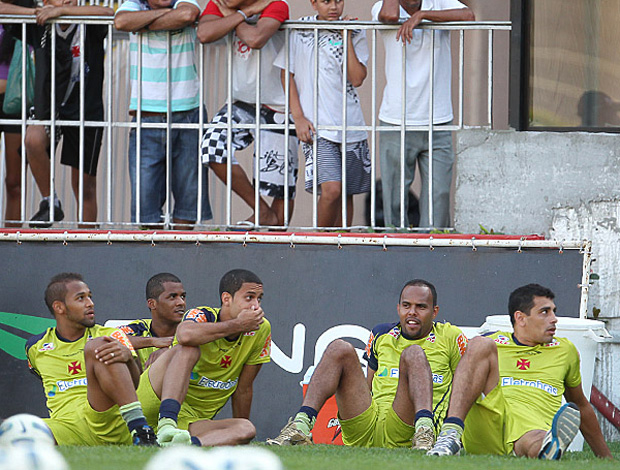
{"left": 157, "top": 418, "right": 192, "bottom": 447}
{"left": 426, "top": 428, "right": 462, "bottom": 456}
{"left": 412, "top": 425, "right": 435, "bottom": 451}
{"left": 265, "top": 418, "right": 313, "bottom": 446}
{"left": 132, "top": 425, "right": 158, "bottom": 446}
{"left": 538, "top": 402, "right": 581, "bottom": 460}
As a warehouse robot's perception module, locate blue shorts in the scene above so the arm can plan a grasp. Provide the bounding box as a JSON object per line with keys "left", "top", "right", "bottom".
{"left": 128, "top": 107, "right": 212, "bottom": 224}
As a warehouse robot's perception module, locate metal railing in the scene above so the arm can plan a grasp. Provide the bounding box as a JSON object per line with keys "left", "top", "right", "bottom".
{"left": 0, "top": 15, "right": 511, "bottom": 231}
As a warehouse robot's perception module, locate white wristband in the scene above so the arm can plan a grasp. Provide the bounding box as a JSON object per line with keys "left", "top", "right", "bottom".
{"left": 237, "top": 9, "right": 248, "bottom": 21}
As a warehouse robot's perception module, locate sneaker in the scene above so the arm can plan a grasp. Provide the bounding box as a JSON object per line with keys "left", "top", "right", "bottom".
{"left": 265, "top": 418, "right": 313, "bottom": 446}
{"left": 132, "top": 425, "right": 158, "bottom": 446}
{"left": 29, "top": 199, "right": 64, "bottom": 228}
{"left": 427, "top": 428, "right": 462, "bottom": 456}
{"left": 538, "top": 402, "right": 581, "bottom": 460}
{"left": 412, "top": 425, "right": 435, "bottom": 451}
{"left": 157, "top": 418, "right": 192, "bottom": 447}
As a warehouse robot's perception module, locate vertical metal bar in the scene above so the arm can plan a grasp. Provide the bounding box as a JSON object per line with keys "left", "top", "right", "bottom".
{"left": 19, "top": 23, "right": 27, "bottom": 223}
{"left": 78, "top": 24, "right": 86, "bottom": 224}
{"left": 312, "top": 26, "right": 318, "bottom": 228}
{"left": 458, "top": 29, "right": 464, "bottom": 129}
{"left": 488, "top": 28, "right": 493, "bottom": 127}
{"left": 226, "top": 33, "right": 233, "bottom": 226}
{"left": 254, "top": 48, "right": 261, "bottom": 227}
{"left": 165, "top": 31, "right": 172, "bottom": 229}
{"left": 49, "top": 26, "right": 57, "bottom": 225}
{"left": 427, "top": 28, "right": 435, "bottom": 229}
{"left": 399, "top": 39, "right": 406, "bottom": 229}
{"left": 580, "top": 241, "right": 593, "bottom": 319}
{"left": 370, "top": 28, "right": 376, "bottom": 229}
{"left": 136, "top": 33, "right": 143, "bottom": 225}
{"left": 341, "top": 25, "right": 348, "bottom": 229}
{"left": 197, "top": 41, "right": 205, "bottom": 226}
{"left": 283, "top": 28, "right": 290, "bottom": 227}
{"left": 105, "top": 24, "right": 113, "bottom": 224}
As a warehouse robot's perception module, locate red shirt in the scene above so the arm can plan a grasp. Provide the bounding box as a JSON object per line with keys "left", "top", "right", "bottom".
{"left": 201, "top": 0, "right": 289, "bottom": 22}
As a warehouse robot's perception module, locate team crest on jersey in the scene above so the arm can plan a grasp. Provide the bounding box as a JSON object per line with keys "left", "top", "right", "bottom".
{"left": 426, "top": 333, "right": 436, "bottom": 343}
{"left": 220, "top": 355, "right": 232, "bottom": 368}
{"left": 516, "top": 358, "right": 530, "bottom": 370}
{"left": 68, "top": 361, "right": 82, "bottom": 375}
{"left": 389, "top": 327, "right": 400, "bottom": 339}
{"left": 39, "top": 343, "right": 55, "bottom": 352}
{"left": 259, "top": 334, "right": 271, "bottom": 358}
{"left": 494, "top": 335, "right": 510, "bottom": 345}
{"left": 543, "top": 340, "right": 560, "bottom": 347}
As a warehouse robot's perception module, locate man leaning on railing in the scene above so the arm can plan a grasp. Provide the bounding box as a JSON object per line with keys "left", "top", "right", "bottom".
{"left": 115, "top": 0, "right": 211, "bottom": 230}
{"left": 373, "top": 0, "right": 474, "bottom": 230}
{"left": 0, "top": 0, "right": 113, "bottom": 228}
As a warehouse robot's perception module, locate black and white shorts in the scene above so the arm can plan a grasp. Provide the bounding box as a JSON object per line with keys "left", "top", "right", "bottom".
{"left": 302, "top": 138, "right": 371, "bottom": 195}
{"left": 200, "top": 101, "right": 299, "bottom": 199}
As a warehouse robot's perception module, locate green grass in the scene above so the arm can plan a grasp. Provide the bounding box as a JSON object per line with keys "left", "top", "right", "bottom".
{"left": 57, "top": 442, "right": 620, "bottom": 470}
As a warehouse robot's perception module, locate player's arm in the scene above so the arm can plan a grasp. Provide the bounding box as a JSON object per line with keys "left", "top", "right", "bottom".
{"left": 175, "top": 307, "right": 264, "bottom": 346}
{"left": 564, "top": 384, "right": 613, "bottom": 459}
{"left": 366, "top": 366, "right": 376, "bottom": 391}
{"left": 146, "top": 2, "right": 199, "bottom": 31}
{"left": 197, "top": 0, "right": 273, "bottom": 44}
{"left": 231, "top": 363, "right": 262, "bottom": 418}
{"left": 127, "top": 335, "right": 173, "bottom": 350}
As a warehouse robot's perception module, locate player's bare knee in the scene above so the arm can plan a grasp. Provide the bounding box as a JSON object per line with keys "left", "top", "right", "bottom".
{"left": 83, "top": 337, "right": 106, "bottom": 359}
{"left": 399, "top": 344, "right": 426, "bottom": 366}
{"left": 236, "top": 419, "right": 256, "bottom": 443}
{"left": 466, "top": 336, "right": 496, "bottom": 359}
{"left": 177, "top": 344, "right": 201, "bottom": 364}
{"left": 324, "top": 339, "right": 357, "bottom": 363}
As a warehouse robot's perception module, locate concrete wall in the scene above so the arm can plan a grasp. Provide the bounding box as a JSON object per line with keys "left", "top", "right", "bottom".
{"left": 454, "top": 129, "right": 620, "bottom": 440}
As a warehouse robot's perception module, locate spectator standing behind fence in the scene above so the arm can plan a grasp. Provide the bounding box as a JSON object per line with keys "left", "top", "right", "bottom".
{"left": 1, "top": 0, "right": 112, "bottom": 228}
{"left": 372, "top": 0, "right": 474, "bottom": 229}
{"left": 115, "top": 0, "right": 211, "bottom": 230}
{"left": 0, "top": 24, "right": 23, "bottom": 227}
{"left": 275, "top": 0, "right": 371, "bottom": 228}
{"left": 198, "top": 0, "right": 298, "bottom": 228}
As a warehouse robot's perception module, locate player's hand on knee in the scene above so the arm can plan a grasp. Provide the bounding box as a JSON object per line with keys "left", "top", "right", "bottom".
{"left": 94, "top": 337, "right": 133, "bottom": 364}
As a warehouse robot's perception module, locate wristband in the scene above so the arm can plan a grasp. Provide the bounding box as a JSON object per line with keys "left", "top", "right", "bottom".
{"left": 237, "top": 9, "right": 248, "bottom": 21}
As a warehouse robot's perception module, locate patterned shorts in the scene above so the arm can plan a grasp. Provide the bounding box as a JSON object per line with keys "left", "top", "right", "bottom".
{"left": 201, "top": 101, "right": 299, "bottom": 199}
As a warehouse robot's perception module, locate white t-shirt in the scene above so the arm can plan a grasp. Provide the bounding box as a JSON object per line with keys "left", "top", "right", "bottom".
{"left": 274, "top": 16, "right": 369, "bottom": 143}
{"left": 371, "top": 0, "right": 467, "bottom": 125}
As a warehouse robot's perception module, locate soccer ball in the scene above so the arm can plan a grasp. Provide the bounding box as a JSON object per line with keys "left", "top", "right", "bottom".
{"left": 0, "top": 414, "right": 55, "bottom": 447}
{"left": 204, "top": 447, "right": 283, "bottom": 470}
{"left": 0, "top": 445, "right": 67, "bottom": 470}
{"left": 145, "top": 446, "right": 211, "bottom": 470}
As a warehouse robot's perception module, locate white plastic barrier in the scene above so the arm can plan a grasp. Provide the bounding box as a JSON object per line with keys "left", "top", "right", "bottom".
{"left": 478, "top": 315, "right": 611, "bottom": 452}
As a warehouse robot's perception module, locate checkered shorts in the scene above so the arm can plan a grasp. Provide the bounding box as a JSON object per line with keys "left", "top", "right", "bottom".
{"left": 201, "top": 101, "right": 299, "bottom": 199}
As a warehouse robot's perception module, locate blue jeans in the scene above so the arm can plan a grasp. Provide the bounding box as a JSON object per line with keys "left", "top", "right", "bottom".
{"left": 379, "top": 121, "right": 454, "bottom": 228}
{"left": 128, "top": 108, "right": 212, "bottom": 224}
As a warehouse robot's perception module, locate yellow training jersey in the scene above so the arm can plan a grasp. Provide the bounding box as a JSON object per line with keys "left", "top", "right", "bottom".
{"left": 488, "top": 331, "right": 581, "bottom": 428}
{"left": 363, "top": 321, "right": 467, "bottom": 430}
{"left": 25, "top": 325, "right": 134, "bottom": 419}
{"left": 174, "top": 306, "right": 271, "bottom": 419}
{"left": 118, "top": 318, "right": 159, "bottom": 369}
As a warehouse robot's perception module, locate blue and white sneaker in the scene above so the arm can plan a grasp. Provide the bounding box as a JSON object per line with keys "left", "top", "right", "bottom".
{"left": 427, "top": 428, "right": 462, "bottom": 456}
{"left": 538, "top": 402, "right": 581, "bottom": 460}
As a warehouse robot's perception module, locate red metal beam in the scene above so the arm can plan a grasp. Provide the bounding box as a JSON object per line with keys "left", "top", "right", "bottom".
{"left": 591, "top": 386, "right": 620, "bottom": 431}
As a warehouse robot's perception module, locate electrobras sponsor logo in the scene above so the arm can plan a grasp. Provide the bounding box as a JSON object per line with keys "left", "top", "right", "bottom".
{"left": 56, "top": 378, "right": 87, "bottom": 392}
{"left": 196, "top": 376, "right": 238, "bottom": 390}
{"left": 432, "top": 373, "right": 444, "bottom": 384}
{"left": 501, "top": 377, "right": 558, "bottom": 396}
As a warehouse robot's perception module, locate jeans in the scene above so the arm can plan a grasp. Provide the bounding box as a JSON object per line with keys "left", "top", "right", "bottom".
{"left": 379, "top": 121, "right": 454, "bottom": 228}
{"left": 128, "top": 108, "right": 212, "bottom": 224}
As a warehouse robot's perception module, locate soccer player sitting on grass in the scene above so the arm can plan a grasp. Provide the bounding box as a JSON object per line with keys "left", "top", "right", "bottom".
{"left": 267, "top": 279, "right": 467, "bottom": 450}
{"left": 119, "top": 273, "right": 187, "bottom": 370}
{"left": 136, "top": 269, "right": 271, "bottom": 446}
{"left": 428, "top": 283, "right": 613, "bottom": 459}
{"left": 25, "top": 273, "right": 157, "bottom": 446}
